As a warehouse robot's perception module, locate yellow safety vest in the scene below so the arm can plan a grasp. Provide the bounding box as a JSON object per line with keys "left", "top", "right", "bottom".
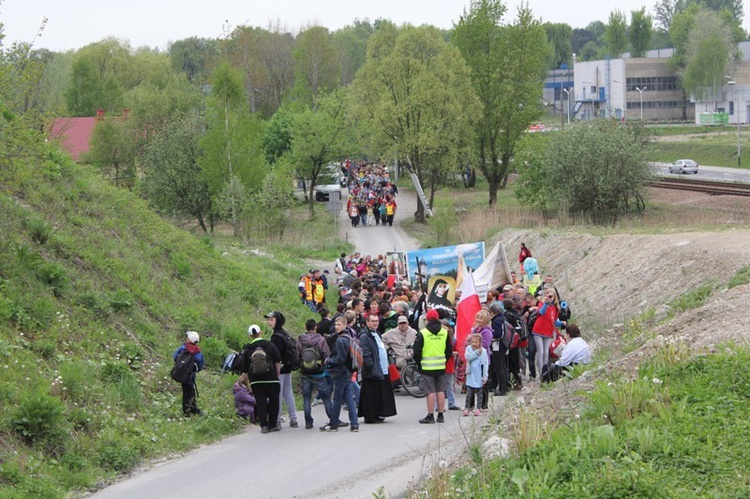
{"left": 386, "top": 203, "right": 395, "bottom": 215}
{"left": 419, "top": 327, "right": 448, "bottom": 371}
{"left": 302, "top": 276, "right": 313, "bottom": 301}
{"left": 313, "top": 279, "right": 325, "bottom": 303}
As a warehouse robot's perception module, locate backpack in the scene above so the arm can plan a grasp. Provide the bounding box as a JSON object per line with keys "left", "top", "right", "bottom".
{"left": 501, "top": 320, "right": 519, "bottom": 351}
{"left": 275, "top": 331, "right": 302, "bottom": 371}
{"left": 249, "top": 347, "right": 271, "bottom": 376}
{"left": 221, "top": 351, "right": 243, "bottom": 374}
{"left": 170, "top": 349, "right": 196, "bottom": 383}
{"left": 507, "top": 312, "right": 529, "bottom": 343}
{"left": 345, "top": 335, "right": 363, "bottom": 372}
{"left": 300, "top": 343, "right": 325, "bottom": 375}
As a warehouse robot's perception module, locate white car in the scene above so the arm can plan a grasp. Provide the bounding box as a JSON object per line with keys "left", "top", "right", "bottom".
{"left": 669, "top": 159, "right": 698, "bottom": 174}
{"left": 314, "top": 171, "right": 342, "bottom": 201}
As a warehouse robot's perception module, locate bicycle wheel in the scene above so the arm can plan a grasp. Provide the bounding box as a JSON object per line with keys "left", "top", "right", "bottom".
{"left": 401, "top": 364, "right": 426, "bottom": 398}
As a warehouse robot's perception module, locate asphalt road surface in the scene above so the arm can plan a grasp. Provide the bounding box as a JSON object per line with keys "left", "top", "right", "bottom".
{"left": 92, "top": 189, "right": 492, "bottom": 499}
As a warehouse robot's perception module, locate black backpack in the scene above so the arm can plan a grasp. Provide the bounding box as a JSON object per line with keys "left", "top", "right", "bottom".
{"left": 170, "top": 349, "right": 196, "bottom": 383}
{"left": 507, "top": 311, "right": 529, "bottom": 342}
{"left": 300, "top": 343, "right": 324, "bottom": 375}
{"left": 275, "top": 331, "right": 302, "bottom": 371}
{"left": 221, "top": 351, "right": 243, "bottom": 374}
{"left": 248, "top": 347, "right": 271, "bottom": 376}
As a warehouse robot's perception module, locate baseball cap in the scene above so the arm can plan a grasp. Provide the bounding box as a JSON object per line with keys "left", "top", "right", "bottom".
{"left": 397, "top": 315, "right": 409, "bottom": 324}
{"left": 186, "top": 331, "right": 200, "bottom": 343}
{"left": 264, "top": 312, "right": 277, "bottom": 319}
{"left": 426, "top": 309, "right": 440, "bottom": 321}
{"left": 247, "top": 324, "right": 261, "bottom": 336}
{"left": 503, "top": 284, "right": 514, "bottom": 291}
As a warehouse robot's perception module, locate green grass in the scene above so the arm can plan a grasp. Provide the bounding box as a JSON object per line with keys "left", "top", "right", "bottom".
{"left": 0, "top": 142, "right": 326, "bottom": 496}
{"left": 446, "top": 346, "right": 750, "bottom": 497}
{"left": 649, "top": 139, "right": 745, "bottom": 169}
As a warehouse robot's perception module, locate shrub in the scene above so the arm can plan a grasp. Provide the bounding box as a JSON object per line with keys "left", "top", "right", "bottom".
{"left": 27, "top": 219, "right": 55, "bottom": 245}
{"left": 728, "top": 265, "right": 750, "bottom": 289}
{"left": 96, "top": 438, "right": 140, "bottom": 473}
{"left": 35, "top": 262, "right": 69, "bottom": 296}
{"left": 100, "top": 361, "right": 132, "bottom": 384}
{"left": 12, "top": 392, "right": 68, "bottom": 455}
{"left": 109, "top": 289, "right": 133, "bottom": 311}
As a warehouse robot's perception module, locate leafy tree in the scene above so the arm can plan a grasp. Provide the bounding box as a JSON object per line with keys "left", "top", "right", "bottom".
{"left": 141, "top": 113, "right": 214, "bottom": 232}
{"left": 291, "top": 26, "right": 340, "bottom": 108}
{"left": 350, "top": 22, "right": 479, "bottom": 221}
{"left": 571, "top": 28, "right": 597, "bottom": 59}
{"left": 288, "top": 87, "right": 352, "bottom": 216}
{"left": 453, "top": 1, "right": 548, "bottom": 206}
{"left": 263, "top": 106, "right": 293, "bottom": 164}
{"left": 517, "top": 120, "right": 652, "bottom": 225}
{"left": 168, "top": 37, "right": 220, "bottom": 85}
{"left": 255, "top": 27, "right": 295, "bottom": 115}
{"left": 681, "top": 9, "right": 734, "bottom": 102}
{"left": 225, "top": 26, "right": 270, "bottom": 114}
{"left": 605, "top": 10, "right": 628, "bottom": 58}
{"left": 199, "top": 62, "right": 267, "bottom": 235}
{"left": 654, "top": 0, "right": 686, "bottom": 31}
{"left": 332, "top": 20, "right": 373, "bottom": 85}
{"left": 242, "top": 160, "right": 295, "bottom": 241}
{"left": 86, "top": 118, "right": 133, "bottom": 181}
{"left": 544, "top": 23, "right": 573, "bottom": 68}
{"left": 629, "top": 8, "right": 653, "bottom": 58}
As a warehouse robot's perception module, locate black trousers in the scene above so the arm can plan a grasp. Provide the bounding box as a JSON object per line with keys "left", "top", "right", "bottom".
{"left": 252, "top": 382, "right": 281, "bottom": 430}
{"left": 490, "top": 350, "right": 508, "bottom": 395}
{"left": 526, "top": 339, "right": 537, "bottom": 378}
{"left": 508, "top": 348, "right": 522, "bottom": 388}
{"left": 181, "top": 378, "right": 200, "bottom": 415}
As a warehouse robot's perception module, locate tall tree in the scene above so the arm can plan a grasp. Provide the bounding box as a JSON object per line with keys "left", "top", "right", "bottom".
{"left": 453, "top": 0, "right": 548, "bottom": 206}
{"left": 629, "top": 8, "right": 653, "bottom": 58}
{"left": 199, "top": 63, "right": 267, "bottom": 235}
{"left": 288, "top": 87, "right": 352, "bottom": 216}
{"left": 86, "top": 118, "right": 133, "bottom": 181}
{"left": 256, "top": 25, "right": 295, "bottom": 115}
{"left": 605, "top": 10, "right": 629, "bottom": 58}
{"left": 168, "top": 37, "right": 220, "bottom": 86}
{"left": 544, "top": 23, "right": 573, "bottom": 68}
{"left": 225, "top": 26, "right": 269, "bottom": 114}
{"left": 332, "top": 21, "right": 373, "bottom": 85}
{"left": 141, "top": 113, "right": 214, "bottom": 232}
{"left": 350, "top": 22, "right": 480, "bottom": 221}
{"left": 291, "top": 26, "right": 340, "bottom": 108}
{"left": 681, "top": 8, "right": 735, "bottom": 103}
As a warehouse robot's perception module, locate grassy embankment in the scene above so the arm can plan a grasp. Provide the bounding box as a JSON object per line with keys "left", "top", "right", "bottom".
{"left": 402, "top": 133, "right": 750, "bottom": 497}
{"left": 0, "top": 144, "right": 345, "bottom": 497}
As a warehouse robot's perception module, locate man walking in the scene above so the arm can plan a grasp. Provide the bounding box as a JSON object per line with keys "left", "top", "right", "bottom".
{"left": 413, "top": 309, "right": 452, "bottom": 424}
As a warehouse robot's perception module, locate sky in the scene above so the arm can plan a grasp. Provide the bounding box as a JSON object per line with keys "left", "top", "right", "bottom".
{"left": 2, "top": 0, "right": 749, "bottom": 52}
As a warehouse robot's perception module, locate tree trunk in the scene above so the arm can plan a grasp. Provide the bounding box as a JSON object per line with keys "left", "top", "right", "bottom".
{"left": 488, "top": 177, "right": 499, "bottom": 207}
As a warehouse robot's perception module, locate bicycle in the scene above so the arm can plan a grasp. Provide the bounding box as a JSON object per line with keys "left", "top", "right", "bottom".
{"left": 388, "top": 346, "right": 425, "bottom": 398}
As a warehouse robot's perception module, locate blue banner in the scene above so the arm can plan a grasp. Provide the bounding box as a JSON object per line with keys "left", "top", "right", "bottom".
{"left": 406, "top": 242, "right": 485, "bottom": 291}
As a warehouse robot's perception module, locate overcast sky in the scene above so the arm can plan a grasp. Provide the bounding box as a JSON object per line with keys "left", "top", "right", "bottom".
{"left": 2, "top": 0, "right": 748, "bottom": 52}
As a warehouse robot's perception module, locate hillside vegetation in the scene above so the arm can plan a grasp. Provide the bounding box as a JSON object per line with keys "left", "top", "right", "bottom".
{"left": 0, "top": 141, "right": 318, "bottom": 496}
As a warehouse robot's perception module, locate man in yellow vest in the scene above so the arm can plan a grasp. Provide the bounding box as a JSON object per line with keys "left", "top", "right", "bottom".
{"left": 413, "top": 308, "right": 453, "bottom": 424}
{"left": 312, "top": 270, "right": 326, "bottom": 309}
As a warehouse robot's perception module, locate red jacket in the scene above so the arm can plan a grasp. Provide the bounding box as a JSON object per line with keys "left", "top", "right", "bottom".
{"left": 531, "top": 303, "right": 558, "bottom": 338}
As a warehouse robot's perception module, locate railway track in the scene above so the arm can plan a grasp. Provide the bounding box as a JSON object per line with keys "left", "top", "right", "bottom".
{"left": 650, "top": 176, "right": 750, "bottom": 197}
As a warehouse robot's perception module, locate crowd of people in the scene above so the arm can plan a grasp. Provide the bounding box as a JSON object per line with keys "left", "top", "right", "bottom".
{"left": 174, "top": 241, "right": 591, "bottom": 432}
{"left": 343, "top": 160, "right": 398, "bottom": 227}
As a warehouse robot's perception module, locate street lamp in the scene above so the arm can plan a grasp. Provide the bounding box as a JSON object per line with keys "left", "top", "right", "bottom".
{"left": 562, "top": 88, "right": 571, "bottom": 124}
{"left": 727, "top": 79, "right": 741, "bottom": 166}
{"left": 636, "top": 86, "right": 647, "bottom": 121}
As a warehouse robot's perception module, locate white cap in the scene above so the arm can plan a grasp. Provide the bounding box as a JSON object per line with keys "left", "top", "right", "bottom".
{"left": 248, "top": 324, "right": 261, "bottom": 336}
{"left": 186, "top": 331, "right": 200, "bottom": 343}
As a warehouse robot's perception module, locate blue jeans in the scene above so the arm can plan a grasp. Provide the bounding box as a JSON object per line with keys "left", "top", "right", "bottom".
{"left": 302, "top": 375, "right": 333, "bottom": 424}
{"left": 330, "top": 376, "right": 358, "bottom": 428}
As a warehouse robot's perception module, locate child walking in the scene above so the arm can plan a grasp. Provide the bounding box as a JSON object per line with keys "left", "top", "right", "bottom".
{"left": 463, "top": 333, "right": 489, "bottom": 416}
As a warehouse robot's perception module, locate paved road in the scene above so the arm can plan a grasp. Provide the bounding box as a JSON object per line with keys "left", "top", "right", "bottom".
{"left": 653, "top": 163, "right": 750, "bottom": 182}
{"left": 92, "top": 188, "right": 493, "bottom": 499}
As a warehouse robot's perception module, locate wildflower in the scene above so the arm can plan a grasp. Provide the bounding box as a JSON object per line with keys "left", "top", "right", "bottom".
{"left": 652, "top": 378, "right": 663, "bottom": 385}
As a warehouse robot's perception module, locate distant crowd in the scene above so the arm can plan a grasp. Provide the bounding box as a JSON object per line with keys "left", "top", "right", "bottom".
{"left": 343, "top": 160, "right": 398, "bottom": 227}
